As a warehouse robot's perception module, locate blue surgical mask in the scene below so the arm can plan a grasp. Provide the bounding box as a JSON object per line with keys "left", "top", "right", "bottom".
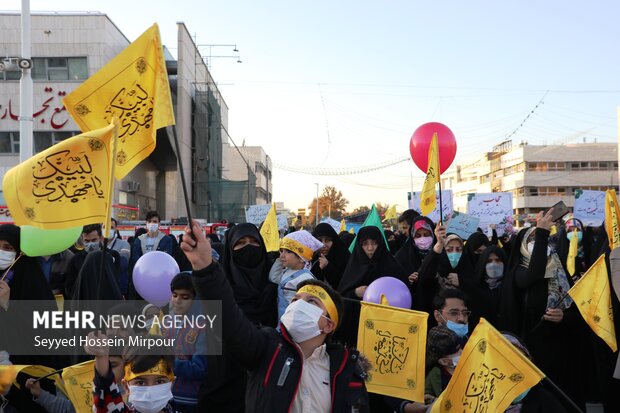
{"left": 447, "top": 252, "right": 461, "bottom": 269}
{"left": 485, "top": 262, "right": 504, "bottom": 278}
{"left": 84, "top": 241, "right": 101, "bottom": 252}
{"left": 566, "top": 231, "right": 583, "bottom": 244}
{"left": 446, "top": 320, "right": 468, "bottom": 338}
{"left": 511, "top": 388, "right": 530, "bottom": 404}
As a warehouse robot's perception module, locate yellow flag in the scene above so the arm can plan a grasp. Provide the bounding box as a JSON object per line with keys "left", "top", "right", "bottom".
{"left": 357, "top": 301, "right": 428, "bottom": 401}
{"left": 260, "top": 203, "right": 280, "bottom": 252}
{"left": 568, "top": 254, "right": 617, "bottom": 352}
{"left": 349, "top": 227, "right": 355, "bottom": 234}
{"left": 340, "top": 218, "right": 346, "bottom": 232}
{"left": 420, "top": 133, "right": 440, "bottom": 216}
{"left": 431, "top": 318, "right": 545, "bottom": 413}
{"left": 62, "top": 360, "right": 95, "bottom": 413}
{"left": 606, "top": 189, "right": 620, "bottom": 251}
{"left": 567, "top": 228, "right": 578, "bottom": 276}
{"left": 3, "top": 123, "right": 117, "bottom": 229}
{"left": 63, "top": 24, "right": 175, "bottom": 180}
{"left": 549, "top": 225, "right": 557, "bottom": 236}
{"left": 382, "top": 204, "right": 397, "bottom": 222}
{"left": 0, "top": 365, "right": 66, "bottom": 395}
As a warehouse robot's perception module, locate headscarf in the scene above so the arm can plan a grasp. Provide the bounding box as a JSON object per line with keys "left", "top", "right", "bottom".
{"left": 338, "top": 231, "right": 355, "bottom": 249}
{"left": 338, "top": 226, "right": 408, "bottom": 296}
{"left": 222, "top": 223, "right": 277, "bottom": 327}
{"left": 463, "top": 232, "right": 491, "bottom": 269}
{"left": 472, "top": 245, "right": 507, "bottom": 290}
{"left": 0, "top": 224, "right": 53, "bottom": 301}
{"left": 336, "top": 226, "right": 407, "bottom": 346}
{"left": 395, "top": 215, "right": 436, "bottom": 276}
{"left": 311, "top": 223, "right": 351, "bottom": 289}
{"left": 518, "top": 227, "right": 572, "bottom": 310}
{"left": 70, "top": 250, "right": 123, "bottom": 300}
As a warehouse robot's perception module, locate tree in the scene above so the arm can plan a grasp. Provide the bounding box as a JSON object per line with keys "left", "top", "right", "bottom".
{"left": 349, "top": 205, "right": 370, "bottom": 216}
{"left": 307, "top": 185, "right": 349, "bottom": 225}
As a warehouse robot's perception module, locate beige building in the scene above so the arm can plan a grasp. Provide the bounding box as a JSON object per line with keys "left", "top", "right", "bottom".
{"left": 442, "top": 140, "right": 619, "bottom": 225}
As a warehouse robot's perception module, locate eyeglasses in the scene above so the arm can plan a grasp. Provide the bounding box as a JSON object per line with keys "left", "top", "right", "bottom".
{"left": 443, "top": 309, "right": 471, "bottom": 318}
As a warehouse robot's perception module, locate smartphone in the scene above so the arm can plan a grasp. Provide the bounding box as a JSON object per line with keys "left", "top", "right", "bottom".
{"left": 547, "top": 200, "right": 570, "bottom": 222}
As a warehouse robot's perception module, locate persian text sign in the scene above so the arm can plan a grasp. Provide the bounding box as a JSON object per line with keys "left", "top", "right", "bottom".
{"left": 574, "top": 189, "right": 606, "bottom": 226}
{"left": 467, "top": 193, "right": 513, "bottom": 236}
{"left": 446, "top": 211, "right": 480, "bottom": 240}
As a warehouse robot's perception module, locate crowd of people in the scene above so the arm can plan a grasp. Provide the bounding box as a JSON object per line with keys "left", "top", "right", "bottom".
{"left": 0, "top": 206, "right": 619, "bottom": 413}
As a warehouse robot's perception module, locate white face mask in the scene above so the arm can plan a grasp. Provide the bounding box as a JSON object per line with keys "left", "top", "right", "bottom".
{"left": 281, "top": 299, "right": 324, "bottom": 343}
{"left": 128, "top": 382, "right": 172, "bottom": 413}
{"left": 147, "top": 223, "right": 159, "bottom": 233}
{"left": 0, "top": 250, "right": 16, "bottom": 270}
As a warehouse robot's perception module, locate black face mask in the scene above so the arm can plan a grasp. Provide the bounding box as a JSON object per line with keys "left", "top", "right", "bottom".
{"left": 232, "top": 245, "right": 263, "bottom": 267}
{"left": 387, "top": 240, "right": 398, "bottom": 252}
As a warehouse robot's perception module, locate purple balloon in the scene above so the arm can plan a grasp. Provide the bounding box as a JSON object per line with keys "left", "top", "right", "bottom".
{"left": 363, "top": 276, "right": 412, "bottom": 309}
{"left": 133, "top": 251, "right": 180, "bottom": 307}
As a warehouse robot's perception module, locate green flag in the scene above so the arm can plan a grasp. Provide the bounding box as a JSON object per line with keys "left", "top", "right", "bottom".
{"left": 348, "top": 204, "right": 390, "bottom": 253}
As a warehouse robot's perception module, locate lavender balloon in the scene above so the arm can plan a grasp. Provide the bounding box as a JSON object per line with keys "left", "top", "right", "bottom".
{"left": 363, "top": 276, "right": 412, "bottom": 309}
{"left": 133, "top": 251, "right": 180, "bottom": 307}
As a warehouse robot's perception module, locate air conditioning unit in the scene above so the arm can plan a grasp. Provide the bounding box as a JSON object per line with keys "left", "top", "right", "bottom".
{"left": 124, "top": 181, "right": 140, "bottom": 193}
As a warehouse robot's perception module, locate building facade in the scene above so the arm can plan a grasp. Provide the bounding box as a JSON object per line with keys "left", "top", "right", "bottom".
{"left": 442, "top": 140, "right": 619, "bottom": 225}
{"left": 0, "top": 12, "right": 271, "bottom": 224}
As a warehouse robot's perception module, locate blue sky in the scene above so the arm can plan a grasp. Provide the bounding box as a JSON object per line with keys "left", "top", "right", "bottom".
{"left": 5, "top": 1, "right": 620, "bottom": 213}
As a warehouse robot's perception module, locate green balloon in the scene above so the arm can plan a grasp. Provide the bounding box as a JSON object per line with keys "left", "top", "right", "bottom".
{"left": 20, "top": 225, "right": 83, "bottom": 257}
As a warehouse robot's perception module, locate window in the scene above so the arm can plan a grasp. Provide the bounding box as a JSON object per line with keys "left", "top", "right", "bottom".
{"left": 30, "top": 57, "right": 88, "bottom": 81}
{"left": 0, "top": 132, "right": 19, "bottom": 153}
{"left": 528, "top": 162, "right": 548, "bottom": 172}
{"left": 33, "top": 131, "right": 80, "bottom": 153}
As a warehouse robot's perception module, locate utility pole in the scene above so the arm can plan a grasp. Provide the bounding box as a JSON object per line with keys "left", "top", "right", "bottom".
{"left": 19, "top": 0, "right": 33, "bottom": 161}
{"left": 315, "top": 183, "right": 319, "bottom": 227}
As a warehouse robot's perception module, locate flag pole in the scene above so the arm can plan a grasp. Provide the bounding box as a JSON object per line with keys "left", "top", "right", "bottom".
{"left": 438, "top": 177, "right": 443, "bottom": 224}
{"left": 541, "top": 377, "right": 584, "bottom": 413}
{"left": 99, "top": 118, "right": 119, "bottom": 300}
{"left": 171, "top": 125, "right": 194, "bottom": 231}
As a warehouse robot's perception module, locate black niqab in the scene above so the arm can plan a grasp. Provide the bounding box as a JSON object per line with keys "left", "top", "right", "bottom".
{"left": 222, "top": 223, "right": 277, "bottom": 327}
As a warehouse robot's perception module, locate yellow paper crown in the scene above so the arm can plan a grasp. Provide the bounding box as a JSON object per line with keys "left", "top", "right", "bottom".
{"left": 124, "top": 359, "right": 174, "bottom": 382}
{"left": 297, "top": 284, "right": 339, "bottom": 328}
{"left": 280, "top": 238, "right": 313, "bottom": 261}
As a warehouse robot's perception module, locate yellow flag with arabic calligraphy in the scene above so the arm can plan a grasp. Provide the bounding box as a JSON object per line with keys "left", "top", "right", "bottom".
{"left": 420, "top": 133, "right": 440, "bottom": 216}
{"left": 605, "top": 189, "right": 620, "bottom": 251}
{"left": 260, "top": 203, "right": 280, "bottom": 252}
{"left": 61, "top": 360, "right": 95, "bottom": 413}
{"left": 63, "top": 23, "right": 175, "bottom": 180}
{"left": 3, "top": 123, "right": 116, "bottom": 229}
{"left": 430, "top": 318, "right": 544, "bottom": 413}
{"left": 357, "top": 301, "right": 428, "bottom": 401}
{"left": 568, "top": 254, "right": 617, "bottom": 352}
{"left": 382, "top": 204, "right": 397, "bottom": 222}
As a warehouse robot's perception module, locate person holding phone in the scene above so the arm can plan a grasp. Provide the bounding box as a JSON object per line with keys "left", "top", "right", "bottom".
{"left": 500, "top": 208, "right": 586, "bottom": 411}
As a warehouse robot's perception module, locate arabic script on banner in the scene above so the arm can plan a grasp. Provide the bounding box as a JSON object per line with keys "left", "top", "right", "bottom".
{"left": 467, "top": 193, "right": 513, "bottom": 236}
{"left": 574, "top": 189, "right": 605, "bottom": 226}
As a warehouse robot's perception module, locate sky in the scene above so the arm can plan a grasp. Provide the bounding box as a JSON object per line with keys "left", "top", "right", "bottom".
{"left": 4, "top": 0, "right": 620, "bottom": 214}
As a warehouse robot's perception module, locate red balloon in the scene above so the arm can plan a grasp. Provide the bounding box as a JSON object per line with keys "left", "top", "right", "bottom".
{"left": 409, "top": 122, "right": 457, "bottom": 174}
